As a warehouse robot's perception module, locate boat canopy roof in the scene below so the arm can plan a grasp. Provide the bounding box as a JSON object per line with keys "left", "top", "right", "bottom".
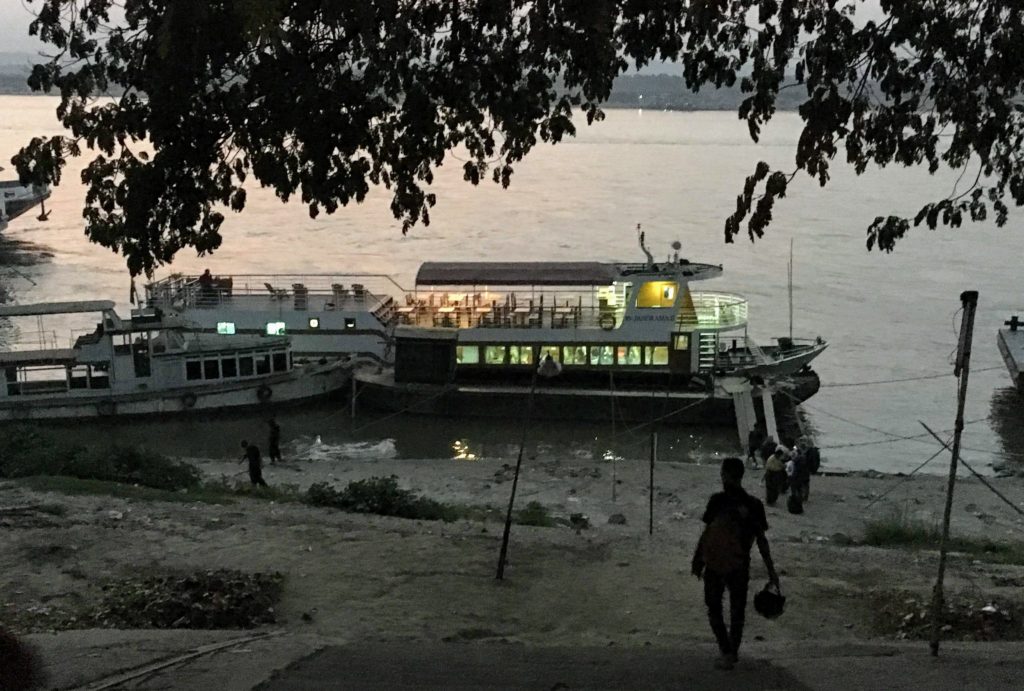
{"left": 0, "top": 300, "right": 115, "bottom": 317}
{"left": 416, "top": 262, "right": 622, "bottom": 287}
{"left": 0, "top": 348, "right": 78, "bottom": 366}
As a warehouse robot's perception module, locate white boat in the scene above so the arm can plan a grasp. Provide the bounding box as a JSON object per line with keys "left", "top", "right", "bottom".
{"left": 147, "top": 238, "right": 827, "bottom": 436}
{"left": 0, "top": 170, "right": 50, "bottom": 233}
{"left": 0, "top": 301, "right": 351, "bottom": 421}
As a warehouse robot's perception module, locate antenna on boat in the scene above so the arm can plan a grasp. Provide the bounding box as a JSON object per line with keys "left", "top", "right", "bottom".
{"left": 637, "top": 223, "right": 653, "bottom": 268}
{"left": 788, "top": 238, "right": 794, "bottom": 341}
{"left": 671, "top": 240, "right": 682, "bottom": 264}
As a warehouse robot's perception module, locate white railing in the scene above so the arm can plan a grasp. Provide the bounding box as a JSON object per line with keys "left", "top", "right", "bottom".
{"left": 676, "top": 291, "right": 748, "bottom": 330}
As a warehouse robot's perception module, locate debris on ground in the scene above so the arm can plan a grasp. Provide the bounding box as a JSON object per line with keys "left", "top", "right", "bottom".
{"left": 874, "top": 591, "right": 1024, "bottom": 641}
{"left": 84, "top": 569, "right": 284, "bottom": 629}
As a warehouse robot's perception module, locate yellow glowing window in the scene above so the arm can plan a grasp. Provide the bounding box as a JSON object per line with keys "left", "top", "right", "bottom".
{"left": 617, "top": 345, "right": 642, "bottom": 365}
{"left": 645, "top": 346, "right": 669, "bottom": 365}
{"left": 636, "top": 281, "right": 679, "bottom": 308}
{"left": 540, "top": 346, "right": 560, "bottom": 363}
{"left": 456, "top": 345, "right": 480, "bottom": 364}
{"left": 216, "top": 321, "right": 235, "bottom": 335}
{"left": 266, "top": 321, "right": 286, "bottom": 336}
{"left": 674, "top": 334, "right": 690, "bottom": 350}
{"left": 509, "top": 345, "right": 533, "bottom": 365}
{"left": 563, "top": 345, "right": 587, "bottom": 365}
{"left": 484, "top": 345, "right": 507, "bottom": 365}
{"left": 590, "top": 345, "right": 614, "bottom": 366}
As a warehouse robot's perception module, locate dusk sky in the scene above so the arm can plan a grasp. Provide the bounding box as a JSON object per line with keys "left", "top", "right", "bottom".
{"left": 0, "top": 1, "right": 888, "bottom": 58}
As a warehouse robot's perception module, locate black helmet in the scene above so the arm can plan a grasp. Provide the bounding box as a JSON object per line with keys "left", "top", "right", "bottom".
{"left": 754, "top": 583, "right": 786, "bottom": 619}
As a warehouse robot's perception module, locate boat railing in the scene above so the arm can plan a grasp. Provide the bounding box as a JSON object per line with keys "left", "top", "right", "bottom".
{"left": 676, "top": 291, "right": 748, "bottom": 330}
{"left": 145, "top": 273, "right": 408, "bottom": 313}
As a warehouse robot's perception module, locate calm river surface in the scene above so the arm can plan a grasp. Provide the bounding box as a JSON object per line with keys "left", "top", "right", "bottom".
{"left": 2, "top": 95, "right": 1022, "bottom": 474}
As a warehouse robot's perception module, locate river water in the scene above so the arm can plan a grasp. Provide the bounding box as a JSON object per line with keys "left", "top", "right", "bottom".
{"left": 2, "top": 95, "right": 1022, "bottom": 474}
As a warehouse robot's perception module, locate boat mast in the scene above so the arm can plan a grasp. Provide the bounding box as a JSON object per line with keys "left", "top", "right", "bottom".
{"left": 788, "top": 238, "right": 793, "bottom": 341}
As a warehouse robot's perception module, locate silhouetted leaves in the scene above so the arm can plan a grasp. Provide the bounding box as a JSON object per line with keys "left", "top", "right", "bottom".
{"left": 13, "top": 1, "right": 1024, "bottom": 273}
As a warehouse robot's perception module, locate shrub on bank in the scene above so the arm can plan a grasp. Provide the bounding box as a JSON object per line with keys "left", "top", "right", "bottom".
{"left": 0, "top": 424, "right": 201, "bottom": 491}
{"left": 306, "top": 476, "right": 460, "bottom": 522}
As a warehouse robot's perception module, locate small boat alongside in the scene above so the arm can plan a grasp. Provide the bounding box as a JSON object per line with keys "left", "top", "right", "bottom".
{"left": 998, "top": 315, "right": 1024, "bottom": 392}
{"left": 0, "top": 170, "right": 50, "bottom": 233}
{"left": 0, "top": 301, "right": 350, "bottom": 421}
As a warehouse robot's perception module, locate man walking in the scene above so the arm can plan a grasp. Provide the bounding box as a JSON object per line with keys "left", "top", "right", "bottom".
{"left": 240, "top": 440, "right": 269, "bottom": 487}
{"left": 692, "top": 457, "right": 780, "bottom": 670}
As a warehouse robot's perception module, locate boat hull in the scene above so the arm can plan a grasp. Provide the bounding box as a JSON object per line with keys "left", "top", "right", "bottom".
{"left": 0, "top": 361, "right": 351, "bottom": 422}
{"left": 353, "top": 367, "right": 820, "bottom": 427}
{"left": 997, "top": 328, "right": 1024, "bottom": 392}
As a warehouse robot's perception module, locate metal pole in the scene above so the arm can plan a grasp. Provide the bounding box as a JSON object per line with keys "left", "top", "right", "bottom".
{"left": 350, "top": 378, "right": 357, "bottom": 419}
{"left": 649, "top": 432, "right": 657, "bottom": 536}
{"left": 610, "top": 371, "right": 617, "bottom": 503}
{"left": 929, "top": 290, "right": 978, "bottom": 657}
{"left": 496, "top": 369, "right": 539, "bottom": 580}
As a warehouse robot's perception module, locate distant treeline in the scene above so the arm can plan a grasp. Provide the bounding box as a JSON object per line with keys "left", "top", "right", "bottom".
{"left": 607, "top": 74, "right": 804, "bottom": 111}
{"left": 0, "top": 69, "right": 803, "bottom": 111}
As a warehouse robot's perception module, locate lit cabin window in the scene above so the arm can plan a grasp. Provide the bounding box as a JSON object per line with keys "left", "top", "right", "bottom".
{"left": 266, "top": 321, "right": 286, "bottom": 336}
{"left": 564, "top": 345, "right": 587, "bottom": 365}
{"left": 645, "top": 346, "right": 669, "bottom": 366}
{"left": 674, "top": 334, "right": 690, "bottom": 350}
{"left": 636, "top": 281, "right": 679, "bottom": 308}
{"left": 456, "top": 346, "right": 480, "bottom": 364}
{"left": 540, "top": 346, "right": 560, "bottom": 363}
{"left": 217, "top": 321, "right": 236, "bottom": 335}
{"left": 509, "top": 345, "right": 533, "bottom": 365}
{"left": 617, "top": 345, "right": 642, "bottom": 365}
{"left": 308, "top": 318, "right": 320, "bottom": 329}
{"left": 590, "top": 345, "right": 614, "bottom": 366}
{"left": 484, "top": 346, "right": 506, "bottom": 365}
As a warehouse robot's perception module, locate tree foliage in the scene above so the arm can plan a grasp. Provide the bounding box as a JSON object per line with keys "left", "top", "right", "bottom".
{"left": 13, "top": 1, "right": 1024, "bottom": 275}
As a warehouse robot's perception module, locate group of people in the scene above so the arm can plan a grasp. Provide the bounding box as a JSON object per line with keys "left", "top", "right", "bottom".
{"left": 746, "top": 422, "right": 821, "bottom": 513}
{"left": 239, "top": 418, "right": 283, "bottom": 487}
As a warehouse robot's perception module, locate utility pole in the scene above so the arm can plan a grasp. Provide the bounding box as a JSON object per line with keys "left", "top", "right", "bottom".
{"left": 929, "top": 290, "right": 978, "bottom": 657}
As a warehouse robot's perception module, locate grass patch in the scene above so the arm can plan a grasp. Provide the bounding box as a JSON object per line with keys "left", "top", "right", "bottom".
{"left": 0, "top": 424, "right": 201, "bottom": 491}
{"left": 863, "top": 511, "right": 1024, "bottom": 565}
{"left": 305, "top": 476, "right": 556, "bottom": 527}
{"left": 15, "top": 475, "right": 236, "bottom": 504}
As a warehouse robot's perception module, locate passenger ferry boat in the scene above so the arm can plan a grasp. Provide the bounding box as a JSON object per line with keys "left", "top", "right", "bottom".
{"left": 144, "top": 240, "right": 827, "bottom": 434}
{"left": 0, "top": 301, "right": 350, "bottom": 421}
{"left": 998, "top": 314, "right": 1024, "bottom": 392}
{"left": 354, "top": 251, "right": 827, "bottom": 429}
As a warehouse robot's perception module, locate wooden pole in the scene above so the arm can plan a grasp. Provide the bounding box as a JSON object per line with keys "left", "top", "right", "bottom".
{"left": 496, "top": 369, "right": 539, "bottom": 580}
{"left": 929, "top": 290, "right": 978, "bottom": 657}
{"left": 649, "top": 432, "right": 657, "bottom": 536}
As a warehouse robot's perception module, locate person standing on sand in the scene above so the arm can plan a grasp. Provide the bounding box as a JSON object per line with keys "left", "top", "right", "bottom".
{"left": 747, "top": 422, "right": 766, "bottom": 469}
{"left": 267, "top": 418, "right": 283, "bottom": 465}
{"left": 692, "top": 457, "right": 781, "bottom": 670}
{"left": 240, "top": 440, "right": 268, "bottom": 487}
{"left": 763, "top": 446, "right": 788, "bottom": 506}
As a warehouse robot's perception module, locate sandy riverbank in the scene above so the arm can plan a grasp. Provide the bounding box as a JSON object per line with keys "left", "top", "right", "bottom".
{"left": 4, "top": 450, "right": 1024, "bottom": 654}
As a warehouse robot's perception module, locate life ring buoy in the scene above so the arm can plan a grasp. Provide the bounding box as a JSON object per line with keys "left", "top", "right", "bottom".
{"left": 256, "top": 384, "right": 273, "bottom": 402}
{"left": 599, "top": 313, "right": 616, "bottom": 331}
{"left": 96, "top": 400, "right": 116, "bottom": 416}
{"left": 181, "top": 392, "right": 198, "bottom": 409}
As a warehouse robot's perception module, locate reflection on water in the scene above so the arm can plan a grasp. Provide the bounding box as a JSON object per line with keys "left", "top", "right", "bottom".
{"left": 28, "top": 402, "right": 737, "bottom": 465}
{"left": 989, "top": 387, "right": 1024, "bottom": 473}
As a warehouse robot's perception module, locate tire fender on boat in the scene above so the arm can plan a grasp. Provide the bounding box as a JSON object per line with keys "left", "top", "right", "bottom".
{"left": 96, "top": 400, "right": 116, "bottom": 416}
{"left": 599, "top": 313, "right": 616, "bottom": 331}
{"left": 256, "top": 384, "right": 273, "bottom": 402}
{"left": 181, "top": 392, "right": 198, "bottom": 409}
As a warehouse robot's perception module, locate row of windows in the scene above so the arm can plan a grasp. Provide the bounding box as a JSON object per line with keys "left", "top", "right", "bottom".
{"left": 185, "top": 351, "right": 291, "bottom": 381}
{"left": 456, "top": 343, "right": 673, "bottom": 367}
